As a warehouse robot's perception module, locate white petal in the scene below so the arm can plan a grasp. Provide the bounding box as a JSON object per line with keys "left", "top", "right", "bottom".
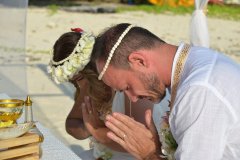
{"left": 47, "top": 66, "right": 53, "bottom": 73}
{"left": 55, "top": 67, "right": 63, "bottom": 77}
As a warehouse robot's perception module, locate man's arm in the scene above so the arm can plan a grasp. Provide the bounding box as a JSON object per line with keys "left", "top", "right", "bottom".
{"left": 172, "top": 85, "right": 234, "bottom": 160}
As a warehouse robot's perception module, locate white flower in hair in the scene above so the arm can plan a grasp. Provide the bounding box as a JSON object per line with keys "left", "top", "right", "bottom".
{"left": 70, "top": 56, "right": 80, "bottom": 68}
{"left": 55, "top": 66, "right": 63, "bottom": 77}
{"left": 48, "top": 29, "right": 95, "bottom": 84}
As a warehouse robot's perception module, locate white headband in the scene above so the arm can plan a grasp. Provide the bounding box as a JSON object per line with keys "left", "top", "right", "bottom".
{"left": 98, "top": 24, "right": 135, "bottom": 80}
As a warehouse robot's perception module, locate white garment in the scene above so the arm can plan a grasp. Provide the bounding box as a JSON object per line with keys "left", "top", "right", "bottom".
{"left": 112, "top": 91, "right": 125, "bottom": 114}
{"left": 169, "top": 43, "right": 240, "bottom": 160}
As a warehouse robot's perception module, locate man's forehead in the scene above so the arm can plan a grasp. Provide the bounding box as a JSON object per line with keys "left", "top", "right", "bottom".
{"left": 104, "top": 67, "right": 126, "bottom": 89}
{"left": 102, "top": 69, "right": 115, "bottom": 86}
{"left": 95, "top": 59, "right": 127, "bottom": 88}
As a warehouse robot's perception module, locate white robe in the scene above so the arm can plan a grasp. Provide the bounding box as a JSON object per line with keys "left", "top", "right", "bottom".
{"left": 169, "top": 43, "right": 240, "bottom": 160}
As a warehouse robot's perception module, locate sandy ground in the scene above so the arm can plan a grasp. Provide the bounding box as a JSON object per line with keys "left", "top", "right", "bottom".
{"left": 26, "top": 6, "right": 240, "bottom": 157}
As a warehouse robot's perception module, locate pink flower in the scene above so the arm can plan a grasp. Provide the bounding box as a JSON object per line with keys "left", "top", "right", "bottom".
{"left": 71, "top": 28, "right": 83, "bottom": 33}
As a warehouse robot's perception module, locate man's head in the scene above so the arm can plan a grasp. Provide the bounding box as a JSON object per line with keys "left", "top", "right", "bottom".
{"left": 91, "top": 23, "right": 167, "bottom": 103}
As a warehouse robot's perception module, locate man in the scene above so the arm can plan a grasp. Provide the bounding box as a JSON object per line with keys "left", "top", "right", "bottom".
{"left": 91, "top": 23, "right": 240, "bottom": 160}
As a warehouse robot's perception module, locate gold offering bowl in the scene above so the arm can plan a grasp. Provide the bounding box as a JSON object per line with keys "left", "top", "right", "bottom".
{"left": 0, "top": 99, "right": 24, "bottom": 128}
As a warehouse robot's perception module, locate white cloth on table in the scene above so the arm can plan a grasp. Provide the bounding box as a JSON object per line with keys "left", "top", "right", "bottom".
{"left": 37, "top": 123, "right": 81, "bottom": 160}
{"left": 169, "top": 43, "right": 240, "bottom": 160}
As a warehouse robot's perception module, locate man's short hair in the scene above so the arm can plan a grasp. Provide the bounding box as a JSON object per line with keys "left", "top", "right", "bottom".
{"left": 91, "top": 23, "right": 166, "bottom": 69}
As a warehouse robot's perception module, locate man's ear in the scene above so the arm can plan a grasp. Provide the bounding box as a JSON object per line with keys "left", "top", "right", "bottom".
{"left": 128, "top": 52, "right": 148, "bottom": 70}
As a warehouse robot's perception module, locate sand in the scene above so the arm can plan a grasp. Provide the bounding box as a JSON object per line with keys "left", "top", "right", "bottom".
{"left": 25, "top": 6, "right": 240, "bottom": 156}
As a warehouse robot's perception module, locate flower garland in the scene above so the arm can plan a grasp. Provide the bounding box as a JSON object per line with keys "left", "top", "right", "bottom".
{"left": 48, "top": 31, "right": 95, "bottom": 84}
{"left": 159, "top": 111, "right": 177, "bottom": 160}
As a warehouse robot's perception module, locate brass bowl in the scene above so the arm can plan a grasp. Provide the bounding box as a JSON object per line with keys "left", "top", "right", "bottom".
{"left": 0, "top": 99, "right": 24, "bottom": 127}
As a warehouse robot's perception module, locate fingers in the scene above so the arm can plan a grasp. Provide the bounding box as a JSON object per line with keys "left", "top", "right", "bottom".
{"left": 145, "top": 109, "right": 154, "bottom": 131}
{"left": 105, "top": 114, "right": 130, "bottom": 138}
{"left": 106, "top": 113, "right": 153, "bottom": 141}
{"left": 111, "top": 112, "right": 145, "bottom": 129}
{"left": 107, "top": 131, "right": 126, "bottom": 146}
{"left": 145, "top": 109, "right": 158, "bottom": 136}
{"left": 81, "top": 103, "right": 87, "bottom": 119}
{"left": 82, "top": 97, "right": 92, "bottom": 115}
{"left": 106, "top": 115, "right": 157, "bottom": 160}
{"left": 109, "top": 112, "right": 151, "bottom": 137}
{"left": 84, "top": 96, "right": 92, "bottom": 114}
{"left": 145, "top": 109, "right": 161, "bottom": 153}
{"left": 105, "top": 119, "right": 127, "bottom": 140}
{"left": 145, "top": 109, "right": 151, "bottom": 126}
{"left": 106, "top": 130, "right": 136, "bottom": 157}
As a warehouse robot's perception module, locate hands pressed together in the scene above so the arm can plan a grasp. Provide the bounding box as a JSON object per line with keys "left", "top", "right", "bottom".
{"left": 81, "top": 96, "right": 162, "bottom": 160}
{"left": 105, "top": 111, "right": 162, "bottom": 160}
{"left": 81, "top": 96, "right": 105, "bottom": 132}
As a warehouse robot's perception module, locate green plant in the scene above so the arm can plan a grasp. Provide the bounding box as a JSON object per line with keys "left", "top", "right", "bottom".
{"left": 47, "top": 4, "right": 59, "bottom": 16}
{"left": 207, "top": 4, "right": 240, "bottom": 20}
{"left": 117, "top": 4, "right": 240, "bottom": 20}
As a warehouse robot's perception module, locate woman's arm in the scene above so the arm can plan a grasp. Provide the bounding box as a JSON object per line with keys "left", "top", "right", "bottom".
{"left": 66, "top": 78, "right": 126, "bottom": 151}
{"left": 82, "top": 96, "right": 127, "bottom": 152}
{"left": 65, "top": 78, "right": 90, "bottom": 140}
{"left": 65, "top": 78, "right": 125, "bottom": 152}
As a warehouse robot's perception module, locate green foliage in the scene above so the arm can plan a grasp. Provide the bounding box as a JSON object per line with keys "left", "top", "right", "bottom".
{"left": 117, "top": 4, "right": 194, "bottom": 14}
{"left": 117, "top": 4, "right": 240, "bottom": 20}
{"left": 207, "top": 4, "right": 240, "bottom": 20}
{"left": 47, "top": 4, "right": 59, "bottom": 16}
{"left": 165, "top": 131, "right": 178, "bottom": 149}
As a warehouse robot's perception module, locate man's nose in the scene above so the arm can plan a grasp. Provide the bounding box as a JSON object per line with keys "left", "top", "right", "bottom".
{"left": 124, "top": 91, "right": 138, "bottom": 102}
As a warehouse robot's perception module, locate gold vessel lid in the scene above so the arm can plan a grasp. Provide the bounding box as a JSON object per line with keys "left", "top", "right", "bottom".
{"left": 25, "top": 96, "right": 33, "bottom": 106}
{"left": 0, "top": 99, "right": 25, "bottom": 108}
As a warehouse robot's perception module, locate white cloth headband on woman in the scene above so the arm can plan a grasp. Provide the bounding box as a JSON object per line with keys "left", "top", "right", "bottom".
{"left": 98, "top": 24, "right": 135, "bottom": 80}
{"left": 48, "top": 30, "right": 95, "bottom": 84}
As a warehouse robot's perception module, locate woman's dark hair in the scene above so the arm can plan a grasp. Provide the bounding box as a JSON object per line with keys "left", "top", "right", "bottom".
{"left": 53, "top": 32, "right": 81, "bottom": 62}
{"left": 52, "top": 32, "right": 113, "bottom": 115}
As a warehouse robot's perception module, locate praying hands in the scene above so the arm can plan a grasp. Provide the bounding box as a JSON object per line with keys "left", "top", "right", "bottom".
{"left": 105, "top": 111, "right": 163, "bottom": 160}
